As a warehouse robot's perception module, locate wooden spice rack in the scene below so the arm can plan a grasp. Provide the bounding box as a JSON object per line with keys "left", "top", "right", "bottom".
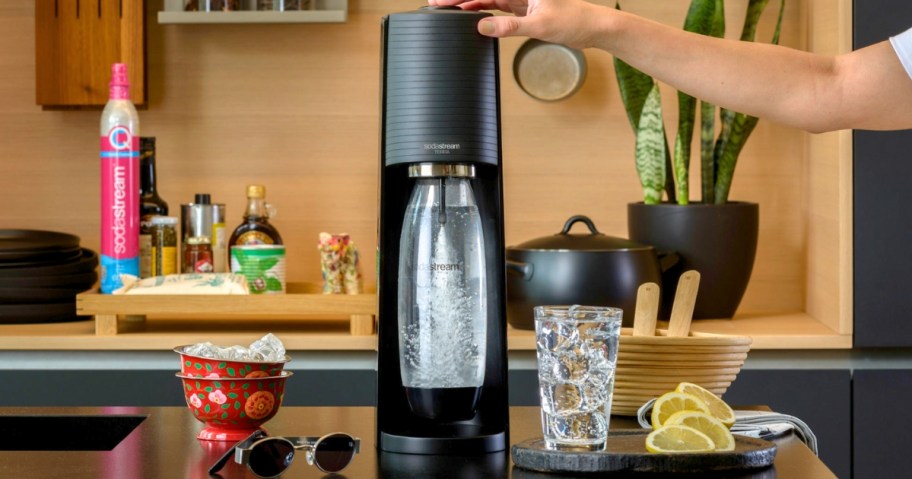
{"left": 76, "top": 282, "right": 377, "bottom": 337}
{"left": 158, "top": 0, "right": 348, "bottom": 24}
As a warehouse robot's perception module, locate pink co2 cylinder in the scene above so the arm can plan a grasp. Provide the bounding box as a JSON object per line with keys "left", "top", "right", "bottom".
{"left": 99, "top": 63, "right": 140, "bottom": 293}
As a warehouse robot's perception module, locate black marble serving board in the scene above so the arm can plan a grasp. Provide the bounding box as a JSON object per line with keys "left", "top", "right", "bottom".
{"left": 512, "top": 431, "right": 777, "bottom": 475}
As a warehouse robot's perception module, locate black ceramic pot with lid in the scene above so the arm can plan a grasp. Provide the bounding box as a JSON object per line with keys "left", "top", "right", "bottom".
{"left": 505, "top": 215, "right": 678, "bottom": 329}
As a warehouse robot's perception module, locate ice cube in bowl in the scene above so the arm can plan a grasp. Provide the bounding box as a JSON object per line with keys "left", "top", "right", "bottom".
{"left": 174, "top": 339, "right": 291, "bottom": 378}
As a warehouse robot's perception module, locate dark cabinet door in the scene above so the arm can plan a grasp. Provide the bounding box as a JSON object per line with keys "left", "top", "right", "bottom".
{"left": 722, "top": 369, "right": 851, "bottom": 479}
{"left": 853, "top": 369, "right": 912, "bottom": 478}
{"left": 854, "top": 1, "right": 912, "bottom": 347}
{"left": 0, "top": 369, "right": 378, "bottom": 407}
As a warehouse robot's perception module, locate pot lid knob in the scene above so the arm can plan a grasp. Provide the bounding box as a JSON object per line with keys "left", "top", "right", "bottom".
{"left": 560, "top": 215, "right": 600, "bottom": 235}
{"left": 508, "top": 214, "right": 650, "bottom": 251}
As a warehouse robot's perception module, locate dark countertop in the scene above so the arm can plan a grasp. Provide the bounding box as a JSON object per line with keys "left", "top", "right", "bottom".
{"left": 0, "top": 406, "right": 835, "bottom": 478}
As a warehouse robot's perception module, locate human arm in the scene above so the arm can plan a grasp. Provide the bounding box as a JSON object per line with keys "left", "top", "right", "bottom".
{"left": 429, "top": 0, "right": 912, "bottom": 132}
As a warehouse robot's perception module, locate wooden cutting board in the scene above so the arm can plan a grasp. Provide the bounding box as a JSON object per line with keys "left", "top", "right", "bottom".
{"left": 512, "top": 431, "right": 777, "bottom": 474}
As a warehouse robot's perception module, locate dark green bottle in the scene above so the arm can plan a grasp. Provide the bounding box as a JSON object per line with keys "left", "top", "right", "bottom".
{"left": 139, "top": 137, "right": 169, "bottom": 277}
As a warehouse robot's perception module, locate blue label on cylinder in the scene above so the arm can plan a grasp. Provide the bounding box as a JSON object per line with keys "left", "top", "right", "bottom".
{"left": 100, "top": 254, "right": 139, "bottom": 294}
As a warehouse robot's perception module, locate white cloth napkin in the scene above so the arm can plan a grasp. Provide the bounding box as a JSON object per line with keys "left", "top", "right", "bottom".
{"left": 635, "top": 398, "right": 819, "bottom": 455}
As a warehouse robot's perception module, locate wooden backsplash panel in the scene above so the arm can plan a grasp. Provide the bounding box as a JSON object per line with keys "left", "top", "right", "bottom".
{"left": 1, "top": 0, "right": 811, "bottom": 316}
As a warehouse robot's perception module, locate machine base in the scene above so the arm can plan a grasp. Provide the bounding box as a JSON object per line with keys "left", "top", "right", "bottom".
{"left": 404, "top": 386, "right": 482, "bottom": 422}
{"left": 379, "top": 430, "right": 507, "bottom": 455}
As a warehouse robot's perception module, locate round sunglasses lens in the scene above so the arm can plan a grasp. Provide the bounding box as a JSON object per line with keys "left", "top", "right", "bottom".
{"left": 314, "top": 434, "right": 356, "bottom": 473}
{"left": 248, "top": 439, "right": 295, "bottom": 478}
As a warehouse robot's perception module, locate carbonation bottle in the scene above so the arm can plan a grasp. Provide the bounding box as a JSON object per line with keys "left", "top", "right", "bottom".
{"left": 99, "top": 63, "right": 140, "bottom": 293}
{"left": 397, "top": 165, "right": 487, "bottom": 420}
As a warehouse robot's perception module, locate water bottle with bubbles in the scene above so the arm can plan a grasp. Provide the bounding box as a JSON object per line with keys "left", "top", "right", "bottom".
{"left": 397, "top": 173, "right": 487, "bottom": 420}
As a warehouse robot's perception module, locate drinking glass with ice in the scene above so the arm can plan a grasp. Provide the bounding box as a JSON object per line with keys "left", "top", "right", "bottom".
{"left": 535, "top": 305, "right": 622, "bottom": 450}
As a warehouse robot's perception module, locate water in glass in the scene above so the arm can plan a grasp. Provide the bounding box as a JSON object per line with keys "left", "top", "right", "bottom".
{"left": 535, "top": 305, "right": 621, "bottom": 450}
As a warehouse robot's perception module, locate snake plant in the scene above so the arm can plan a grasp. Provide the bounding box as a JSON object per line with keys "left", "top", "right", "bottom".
{"left": 615, "top": 0, "right": 785, "bottom": 205}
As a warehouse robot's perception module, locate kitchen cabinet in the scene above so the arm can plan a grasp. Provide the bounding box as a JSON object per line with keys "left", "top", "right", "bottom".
{"left": 723, "top": 369, "right": 851, "bottom": 479}
{"left": 0, "top": 368, "right": 537, "bottom": 409}
{"left": 14, "top": 0, "right": 857, "bottom": 337}
{"left": 35, "top": 0, "right": 146, "bottom": 107}
{"left": 853, "top": 369, "right": 912, "bottom": 477}
{"left": 854, "top": 0, "right": 912, "bottom": 347}
{"left": 853, "top": 128, "right": 912, "bottom": 347}
{"left": 0, "top": 369, "right": 377, "bottom": 408}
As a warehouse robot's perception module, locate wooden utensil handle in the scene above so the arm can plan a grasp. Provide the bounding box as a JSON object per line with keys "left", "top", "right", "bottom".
{"left": 668, "top": 270, "right": 701, "bottom": 337}
{"left": 632, "top": 282, "right": 660, "bottom": 336}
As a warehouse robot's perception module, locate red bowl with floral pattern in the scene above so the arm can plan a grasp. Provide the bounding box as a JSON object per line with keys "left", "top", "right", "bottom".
{"left": 174, "top": 345, "right": 291, "bottom": 379}
{"left": 177, "top": 371, "right": 292, "bottom": 441}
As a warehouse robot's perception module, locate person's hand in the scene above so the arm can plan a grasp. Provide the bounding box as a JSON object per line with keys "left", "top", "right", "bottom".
{"left": 427, "top": 0, "right": 607, "bottom": 50}
{"left": 429, "top": 0, "right": 531, "bottom": 17}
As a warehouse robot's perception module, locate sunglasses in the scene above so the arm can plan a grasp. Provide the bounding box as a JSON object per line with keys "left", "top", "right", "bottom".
{"left": 208, "top": 430, "right": 361, "bottom": 478}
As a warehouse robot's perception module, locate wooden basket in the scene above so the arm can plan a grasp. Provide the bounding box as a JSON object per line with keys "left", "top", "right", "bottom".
{"left": 76, "top": 282, "right": 377, "bottom": 337}
{"left": 612, "top": 327, "right": 752, "bottom": 416}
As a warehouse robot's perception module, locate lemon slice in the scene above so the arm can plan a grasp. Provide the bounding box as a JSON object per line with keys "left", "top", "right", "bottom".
{"left": 645, "top": 425, "right": 716, "bottom": 453}
{"left": 664, "top": 410, "right": 736, "bottom": 451}
{"left": 650, "top": 391, "right": 711, "bottom": 429}
{"left": 675, "top": 382, "right": 737, "bottom": 428}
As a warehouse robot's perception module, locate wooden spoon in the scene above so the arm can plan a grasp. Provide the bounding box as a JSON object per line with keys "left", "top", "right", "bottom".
{"left": 668, "top": 270, "right": 701, "bottom": 337}
{"left": 632, "top": 282, "right": 660, "bottom": 336}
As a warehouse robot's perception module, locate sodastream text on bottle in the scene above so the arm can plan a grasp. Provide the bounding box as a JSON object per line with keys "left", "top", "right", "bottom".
{"left": 99, "top": 63, "right": 140, "bottom": 293}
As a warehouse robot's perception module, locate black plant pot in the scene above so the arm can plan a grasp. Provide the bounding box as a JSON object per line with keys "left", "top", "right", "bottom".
{"left": 627, "top": 202, "right": 759, "bottom": 320}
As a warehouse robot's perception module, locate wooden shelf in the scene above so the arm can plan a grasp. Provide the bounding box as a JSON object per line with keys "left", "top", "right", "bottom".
{"left": 159, "top": 0, "right": 347, "bottom": 24}
{"left": 76, "top": 282, "right": 376, "bottom": 336}
{"left": 0, "top": 311, "right": 849, "bottom": 351}
{"left": 507, "top": 312, "right": 852, "bottom": 351}
{"left": 0, "top": 318, "right": 376, "bottom": 351}
{"left": 682, "top": 313, "right": 852, "bottom": 350}
{"left": 2, "top": 0, "right": 856, "bottom": 355}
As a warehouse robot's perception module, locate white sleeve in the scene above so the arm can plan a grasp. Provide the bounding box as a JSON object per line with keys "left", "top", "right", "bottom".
{"left": 889, "top": 27, "right": 912, "bottom": 80}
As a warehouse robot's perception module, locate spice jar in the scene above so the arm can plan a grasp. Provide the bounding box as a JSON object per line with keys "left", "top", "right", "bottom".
{"left": 150, "top": 216, "right": 179, "bottom": 276}
{"left": 183, "top": 236, "right": 214, "bottom": 274}
{"left": 185, "top": 0, "right": 240, "bottom": 11}
{"left": 257, "top": 0, "right": 309, "bottom": 10}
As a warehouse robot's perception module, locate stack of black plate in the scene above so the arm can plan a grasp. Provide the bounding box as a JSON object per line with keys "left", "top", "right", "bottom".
{"left": 0, "top": 230, "right": 98, "bottom": 324}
